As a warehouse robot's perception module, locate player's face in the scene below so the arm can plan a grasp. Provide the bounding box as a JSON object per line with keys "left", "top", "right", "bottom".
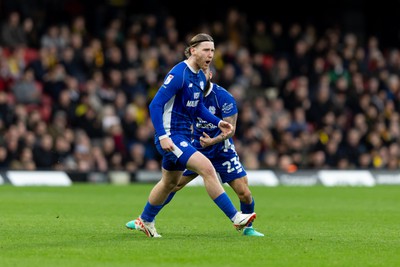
{"left": 193, "top": 41, "right": 215, "bottom": 70}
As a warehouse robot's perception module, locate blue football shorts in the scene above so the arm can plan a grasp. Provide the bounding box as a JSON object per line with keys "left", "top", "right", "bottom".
{"left": 183, "top": 149, "right": 247, "bottom": 183}
{"left": 155, "top": 135, "right": 198, "bottom": 171}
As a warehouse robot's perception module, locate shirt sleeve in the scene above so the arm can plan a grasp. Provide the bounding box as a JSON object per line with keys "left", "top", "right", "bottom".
{"left": 149, "top": 73, "right": 183, "bottom": 137}
{"left": 219, "top": 90, "right": 238, "bottom": 119}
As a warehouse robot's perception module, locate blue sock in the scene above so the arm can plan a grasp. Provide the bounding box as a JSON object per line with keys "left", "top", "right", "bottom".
{"left": 163, "top": 192, "right": 176, "bottom": 207}
{"left": 240, "top": 197, "right": 255, "bottom": 214}
{"left": 240, "top": 197, "right": 255, "bottom": 227}
{"left": 141, "top": 201, "right": 163, "bottom": 222}
{"left": 213, "top": 192, "right": 237, "bottom": 220}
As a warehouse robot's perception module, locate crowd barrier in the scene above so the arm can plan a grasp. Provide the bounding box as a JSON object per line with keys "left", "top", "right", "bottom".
{"left": 1, "top": 169, "right": 400, "bottom": 186}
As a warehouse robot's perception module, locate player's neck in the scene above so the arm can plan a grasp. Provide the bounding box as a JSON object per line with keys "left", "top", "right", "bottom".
{"left": 185, "top": 58, "right": 200, "bottom": 73}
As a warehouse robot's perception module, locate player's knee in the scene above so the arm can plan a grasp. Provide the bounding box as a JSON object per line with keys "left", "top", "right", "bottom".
{"left": 196, "top": 161, "right": 216, "bottom": 179}
{"left": 238, "top": 191, "right": 252, "bottom": 203}
{"left": 199, "top": 164, "right": 216, "bottom": 180}
{"left": 163, "top": 179, "right": 179, "bottom": 191}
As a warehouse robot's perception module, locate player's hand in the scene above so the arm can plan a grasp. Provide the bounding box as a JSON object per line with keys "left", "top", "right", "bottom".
{"left": 160, "top": 137, "right": 175, "bottom": 152}
{"left": 200, "top": 132, "right": 213, "bottom": 148}
{"left": 218, "top": 120, "right": 233, "bottom": 136}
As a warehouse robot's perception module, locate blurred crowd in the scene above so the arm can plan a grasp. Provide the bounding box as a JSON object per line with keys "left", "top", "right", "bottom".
{"left": 1, "top": 4, "right": 400, "bottom": 172}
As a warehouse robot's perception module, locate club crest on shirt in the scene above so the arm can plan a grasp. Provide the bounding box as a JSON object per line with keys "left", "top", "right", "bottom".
{"left": 194, "top": 92, "right": 200, "bottom": 99}
{"left": 200, "top": 81, "right": 204, "bottom": 89}
{"left": 180, "top": 141, "right": 188, "bottom": 147}
{"left": 208, "top": 106, "right": 216, "bottom": 114}
{"left": 164, "top": 74, "right": 174, "bottom": 85}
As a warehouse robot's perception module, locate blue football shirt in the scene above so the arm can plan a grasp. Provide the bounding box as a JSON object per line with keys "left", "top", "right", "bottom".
{"left": 192, "top": 82, "right": 238, "bottom": 158}
{"left": 149, "top": 61, "right": 221, "bottom": 142}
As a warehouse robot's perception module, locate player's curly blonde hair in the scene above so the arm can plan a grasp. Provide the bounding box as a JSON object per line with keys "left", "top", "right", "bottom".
{"left": 184, "top": 33, "right": 214, "bottom": 58}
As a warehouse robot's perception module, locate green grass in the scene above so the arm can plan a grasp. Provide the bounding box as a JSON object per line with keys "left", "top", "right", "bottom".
{"left": 0, "top": 184, "right": 399, "bottom": 267}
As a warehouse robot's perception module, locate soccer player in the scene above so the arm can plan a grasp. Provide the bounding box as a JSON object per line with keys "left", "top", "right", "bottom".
{"left": 125, "top": 33, "right": 256, "bottom": 238}
{"left": 168, "top": 67, "right": 264, "bottom": 236}
{"left": 129, "top": 67, "right": 264, "bottom": 236}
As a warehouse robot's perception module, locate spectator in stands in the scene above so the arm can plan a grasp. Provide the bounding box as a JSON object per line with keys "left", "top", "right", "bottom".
{"left": 41, "top": 25, "right": 62, "bottom": 50}
{"left": 53, "top": 135, "right": 73, "bottom": 169}
{"left": 250, "top": 20, "right": 274, "bottom": 54}
{"left": 1, "top": 11, "right": 26, "bottom": 48}
{"left": 22, "top": 17, "right": 39, "bottom": 49}
{"left": 11, "top": 67, "right": 41, "bottom": 104}
{"left": 0, "top": 146, "right": 10, "bottom": 168}
{"left": 33, "top": 133, "right": 55, "bottom": 169}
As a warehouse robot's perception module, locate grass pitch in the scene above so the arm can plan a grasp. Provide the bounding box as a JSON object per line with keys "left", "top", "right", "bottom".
{"left": 0, "top": 184, "right": 399, "bottom": 267}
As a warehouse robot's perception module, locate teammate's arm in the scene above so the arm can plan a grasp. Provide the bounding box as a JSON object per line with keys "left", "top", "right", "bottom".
{"left": 200, "top": 113, "right": 237, "bottom": 148}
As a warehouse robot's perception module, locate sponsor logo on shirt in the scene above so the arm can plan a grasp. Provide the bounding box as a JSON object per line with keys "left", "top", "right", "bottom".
{"left": 164, "top": 74, "right": 174, "bottom": 85}
{"left": 196, "top": 117, "right": 217, "bottom": 129}
{"left": 186, "top": 100, "right": 199, "bottom": 107}
{"left": 222, "top": 103, "right": 234, "bottom": 113}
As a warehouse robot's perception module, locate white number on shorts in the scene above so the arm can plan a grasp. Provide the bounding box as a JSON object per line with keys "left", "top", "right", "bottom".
{"left": 222, "top": 156, "right": 243, "bottom": 173}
